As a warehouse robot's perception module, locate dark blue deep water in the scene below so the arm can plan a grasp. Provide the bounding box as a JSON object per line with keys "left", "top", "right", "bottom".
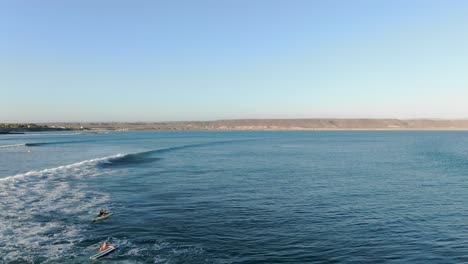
{"left": 2, "top": 131, "right": 468, "bottom": 263}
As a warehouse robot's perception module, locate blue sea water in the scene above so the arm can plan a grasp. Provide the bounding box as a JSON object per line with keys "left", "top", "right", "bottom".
{"left": 2, "top": 131, "right": 468, "bottom": 263}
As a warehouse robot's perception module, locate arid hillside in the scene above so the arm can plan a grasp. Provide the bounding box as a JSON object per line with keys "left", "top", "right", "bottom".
{"left": 42, "top": 119, "right": 468, "bottom": 131}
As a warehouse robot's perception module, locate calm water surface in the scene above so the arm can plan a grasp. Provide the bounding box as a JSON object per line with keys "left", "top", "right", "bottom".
{"left": 2, "top": 131, "right": 468, "bottom": 263}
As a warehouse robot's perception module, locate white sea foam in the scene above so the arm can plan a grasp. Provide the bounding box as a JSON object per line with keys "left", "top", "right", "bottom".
{"left": 3, "top": 132, "right": 81, "bottom": 137}
{"left": 0, "top": 143, "right": 25, "bottom": 148}
{"left": 0, "top": 154, "right": 124, "bottom": 263}
{"left": 0, "top": 154, "right": 124, "bottom": 182}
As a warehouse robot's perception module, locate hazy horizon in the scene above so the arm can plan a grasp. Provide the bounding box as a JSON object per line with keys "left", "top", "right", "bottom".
{"left": 3, "top": 1, "right": 468, "bottom": 122}
{"left": 6, "top": 117, "right": 468, "bottom": 125}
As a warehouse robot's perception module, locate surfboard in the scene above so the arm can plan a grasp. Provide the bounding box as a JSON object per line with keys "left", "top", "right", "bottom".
{"left": 92, "top": 213, "right": 113, "bottom": 222}
{"left": 90, "top": 245, "right": 118, "bottom": 260}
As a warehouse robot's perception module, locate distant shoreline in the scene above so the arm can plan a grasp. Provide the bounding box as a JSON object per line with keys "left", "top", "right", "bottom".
{"left": 0, "top": 131, "right": 25, "bottom": 134}
{"left": 0, "top": 124, "right": 75, "bottom": 134}
{"left": 34, "top": 119, "right": 468, "bottom": 131}
{"left": 4, "top": 119, "right": 468, "bottom": 132}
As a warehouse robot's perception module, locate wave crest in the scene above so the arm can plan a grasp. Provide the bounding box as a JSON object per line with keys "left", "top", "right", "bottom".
{"left": 1, "top": 154, "right": 123, "bottom": 182}
{"left": 101, "top": 140, "right": 242, "bottom": 167}
{"left": 0, "top": 143, "right": 25, "bottom": 148}
{"left": 0, "top": 154, "right": 121, "bottom": 262}
{"left": 25, "top": 139, "right": 96, "bottom": 147}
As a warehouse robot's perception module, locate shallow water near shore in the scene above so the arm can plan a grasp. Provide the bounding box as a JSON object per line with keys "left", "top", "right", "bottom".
{"left": 2, "top": 131, "right": 468, "bottom": 263}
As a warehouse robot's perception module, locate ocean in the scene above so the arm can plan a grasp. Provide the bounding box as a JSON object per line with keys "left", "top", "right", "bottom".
{"left": 2, "top": 131, "right": 468, "bottom": 263}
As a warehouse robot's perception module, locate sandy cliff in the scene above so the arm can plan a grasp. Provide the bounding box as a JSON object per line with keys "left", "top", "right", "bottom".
{"left": 40, "top": 119, "right": 468, "bottom": 131}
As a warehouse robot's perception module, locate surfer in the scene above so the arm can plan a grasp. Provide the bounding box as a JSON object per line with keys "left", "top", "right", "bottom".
{"left": 98, "top": 209, "right": 106, "bottom": 217}
{"left": 99, "top": 242, "right": 115, "bottom": 252}
{"left": 93, "top": 210, "right": 112, "bottom": 222}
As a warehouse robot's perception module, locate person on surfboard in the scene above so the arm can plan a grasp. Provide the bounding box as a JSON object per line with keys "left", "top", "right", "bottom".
{"left": 98, "top": 209, "right": 106, "bottom": 217}
{"left": 99, "top": 242, "right": 115, "bottom": 252}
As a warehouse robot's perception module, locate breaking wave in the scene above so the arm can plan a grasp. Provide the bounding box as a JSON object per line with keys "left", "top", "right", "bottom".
{"left": 25, "top": 139, "right": 97, "bottom": 147}
{"left": 1, "top": 154, "right": 123, "bottom": 182}
{"left": 0, "top": 154, "right": 125, "bottom": 263}
{"left": 0, "top": 143, "right": 25, "bottom": 148}
{"left": 0, "top": 140, "right": 247, "bottom": 263}
{"left": 102, "top": 140, "right": 244, "bottom": 167}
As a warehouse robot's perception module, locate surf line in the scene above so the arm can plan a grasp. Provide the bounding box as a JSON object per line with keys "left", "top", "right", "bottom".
{"left": 0, "top": 154, "right": 124, "bottom": 182}
{"left": 0, "top": 143, "right": 26, "bottom": 148}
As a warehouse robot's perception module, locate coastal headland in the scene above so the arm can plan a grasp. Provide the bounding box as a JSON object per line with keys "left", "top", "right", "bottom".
{"left": 0, "top": 123, "right": 74, "bottom": 134}
{"left": 4, "top": 119, "right": 468, "bottom": 132}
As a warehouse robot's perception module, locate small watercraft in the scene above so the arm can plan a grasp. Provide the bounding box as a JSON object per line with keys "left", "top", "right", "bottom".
{"left": 92, "top": 213, "right": 113, "bottom": 222}
{"left": 90, "top": 245, "right": 118, "bottom": 260}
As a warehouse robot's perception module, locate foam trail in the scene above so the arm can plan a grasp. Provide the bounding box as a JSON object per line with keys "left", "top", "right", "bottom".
{"left": 1, "top": 154, "right": 124, "bottom": 182}
{"left": 0, "top": 153, "right": 124, "bottom": 263}
{"left": 0, "top": 143, "right": 25, "bottom": 148}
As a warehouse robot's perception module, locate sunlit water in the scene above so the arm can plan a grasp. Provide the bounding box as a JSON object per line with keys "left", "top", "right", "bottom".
{"left": 2, "top": 131, "right": 468, "bottom": 263}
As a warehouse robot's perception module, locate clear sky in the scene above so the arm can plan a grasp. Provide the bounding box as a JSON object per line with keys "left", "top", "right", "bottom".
{"left": 2, "top": 0, "right": 468, "bottom": 122}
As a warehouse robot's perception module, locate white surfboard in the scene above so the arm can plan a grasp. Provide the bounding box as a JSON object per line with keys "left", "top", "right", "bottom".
{"left": 90, "top": 245, "right": 118, "bottom": 260}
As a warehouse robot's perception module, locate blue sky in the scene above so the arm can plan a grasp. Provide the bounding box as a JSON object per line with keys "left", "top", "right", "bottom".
{"left": 2, "top": 0, "right": 468, "bottom": 122}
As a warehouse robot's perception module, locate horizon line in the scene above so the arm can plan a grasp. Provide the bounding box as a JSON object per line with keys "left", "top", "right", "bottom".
{"left": 4, "top": 117, "right": 468, "bottom": 124}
